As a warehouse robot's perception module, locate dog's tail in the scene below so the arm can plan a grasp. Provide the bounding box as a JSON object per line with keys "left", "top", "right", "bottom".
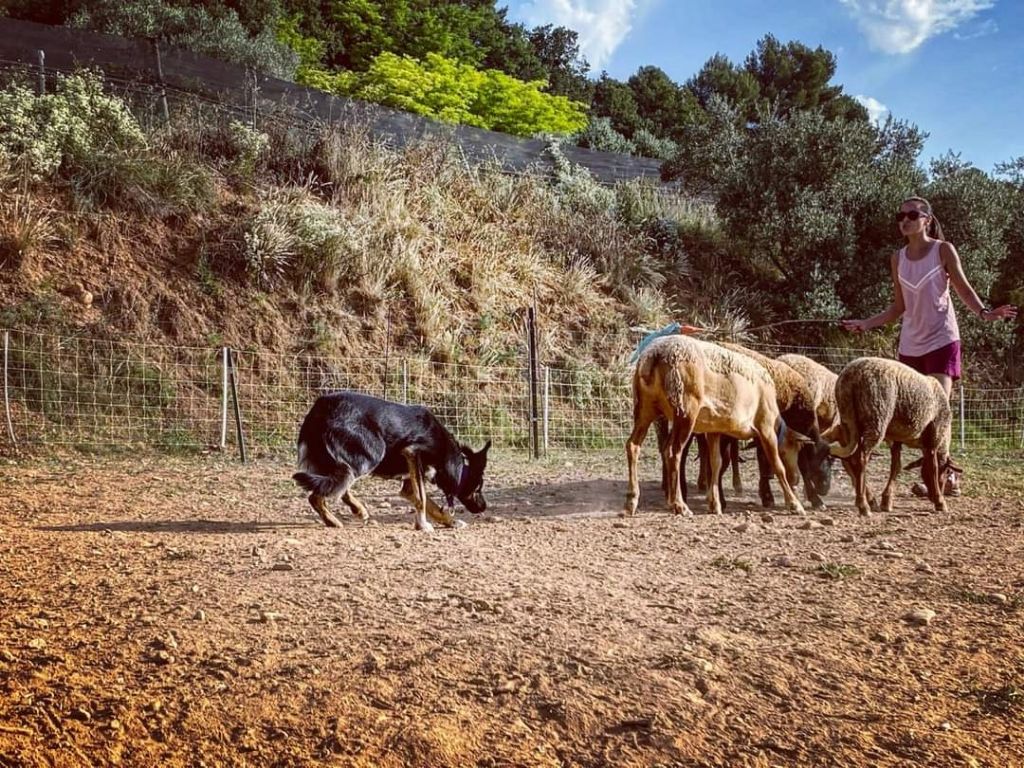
{"left": 293, "top": 470, "right": 348, "bottom": 498}
{"left": 293, "top": 430, "right": 350, "bottom": 497}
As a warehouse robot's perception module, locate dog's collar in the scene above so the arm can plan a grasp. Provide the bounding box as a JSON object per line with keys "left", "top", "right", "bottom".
{"left": 446, "top": 463, "right": 469, "bottom": 509}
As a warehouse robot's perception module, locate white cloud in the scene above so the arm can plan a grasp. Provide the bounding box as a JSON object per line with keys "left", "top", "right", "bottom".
{"left": 855, "top": 95, "right": 890, "bottom": 125}
{"left": 514, "top": 0, "right": 639, "bottom": 69}
{"left": 953, "top": 17, "right": 998, "bottom": 39}
{"left": 839, "top": 0, "right": 996, "bottom": 54}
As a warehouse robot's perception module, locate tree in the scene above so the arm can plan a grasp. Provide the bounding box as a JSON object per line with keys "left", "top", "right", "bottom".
{"left": 627, "top": 66, "right": 700, "bottom": 141}
{"left": 744, "top": 35, "right": 866, "bottom": 122}
{"left": 527, "top": 24, "right": 592, "bottom": 102}
{"left": 664, "top": 102, "right": 927, "bottom": 319}
{"left": 329, "top": 51, "right": 589, "bottom": 136}
{"left": 590, "top": 73, "right": 642, "bottom": 138}
{"left": 686, "top": 53, "right": 758, "bottom": 116}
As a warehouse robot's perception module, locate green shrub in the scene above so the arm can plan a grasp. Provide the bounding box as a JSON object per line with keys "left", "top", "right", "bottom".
{"left": 69, "top": 0, "right": 297, "bottom": 79}
{"left": 308, "top": 51, "right": 588, "bottom": 137}
{"left": 0, "top": 71, "right": 145, "bottom": 178}
{"left": 243, "top": 188, "right": 358, "bottom": 292}
{"left": 68, "top": 150, "right": 215, "bottom": 216}
{"left": 631, "top": 128, "right": 678, "bottom": 160}
{"left": 574, "top": 117, "right": 636, "bottom": 155}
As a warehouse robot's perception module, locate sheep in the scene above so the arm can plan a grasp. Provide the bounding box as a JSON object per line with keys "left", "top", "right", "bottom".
{"left": 824, "top": 357, "right": 961, "bottom": 515}
{"left": 718, "top": 343, "right": 834, "bottom": 509}
{"left": 776, "top": 353, "right": 838, "bottom": 429}
{"left": 624, "top": 335, "right": 805, "bottom": 517}
{"left": 776, "top": 353, "right": 839, "bottom": 508}
{"left": 653, "top": 425, "right": 742, "bottom": 508}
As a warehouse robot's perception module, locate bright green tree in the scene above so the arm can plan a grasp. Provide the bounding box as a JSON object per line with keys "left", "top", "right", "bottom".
{"left": 331, "top": 51, "right": 588, "bottom": 136}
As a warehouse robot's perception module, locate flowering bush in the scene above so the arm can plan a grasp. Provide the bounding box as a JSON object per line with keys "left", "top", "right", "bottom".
{"left": 0, "top": 71, "right": 145, "bottom": 178}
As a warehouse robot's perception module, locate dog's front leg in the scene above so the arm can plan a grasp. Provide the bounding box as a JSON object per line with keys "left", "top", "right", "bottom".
{"left": 402, "top": 450, "right": 434, "bottom": 532}
{"left": 400, "top": 480, "right": 463, "bottom": 529}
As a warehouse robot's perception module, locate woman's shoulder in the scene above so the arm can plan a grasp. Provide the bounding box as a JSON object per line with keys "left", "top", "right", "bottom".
{"left": 935, "top": 239, "right": 959, "bottom": 261}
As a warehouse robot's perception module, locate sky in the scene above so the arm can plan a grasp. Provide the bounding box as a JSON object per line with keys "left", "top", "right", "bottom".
{"left": 504, "top": 1, "right": 1023, "bottom": 175}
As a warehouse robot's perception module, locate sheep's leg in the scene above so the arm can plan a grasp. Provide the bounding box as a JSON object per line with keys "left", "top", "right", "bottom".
{"left": 754, "top": 443, "right": 776, "bottom": 508}
{"left": 656, "top": 417, "right": 670, "bottom": 494}
{"left": 696, "top": 434, "right": 709, "bottom": 494}
{"left": 666, "top": 413, "right": 695, "bottom": 516}
{"left": 706, "top": 433, "right": 724, "bottom": 515}
{"left": 781, "top": 433, "right": 801, "bottom": 489}
{"left": 922, "top": 447, "right": 947, "bottom": 513}
{"left": 729, "top": 438, "right": 743, "bottom": 493}
{"left": 716, "top": 437, "right": 730, "bottom": 511}
{"left": 679, "top": 433, "right": 696, "bottom": 504}
{"left": 754, "top": 416, "right": 804, "bottom": 515}
{"left": 624, "top": 403, "right": 657, "bottom": 517}
{"left": 846, "top": 450, "right": 872, "bottom": 516}
{"left": 880, "top": 442, "right": 901, "bottom": 513}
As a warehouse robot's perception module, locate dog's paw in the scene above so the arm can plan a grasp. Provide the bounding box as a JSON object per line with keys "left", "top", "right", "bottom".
{"left": 451, "top": 519, "right": 468, "bottom": 530}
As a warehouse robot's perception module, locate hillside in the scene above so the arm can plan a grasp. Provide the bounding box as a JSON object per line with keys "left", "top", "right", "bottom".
{"left": 0, "top": 74, "right": 704, "bottom": 367}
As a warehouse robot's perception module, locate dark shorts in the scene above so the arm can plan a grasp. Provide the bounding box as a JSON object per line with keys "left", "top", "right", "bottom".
{"left": 899, "top": 340, "right": 962, "bottom": 380}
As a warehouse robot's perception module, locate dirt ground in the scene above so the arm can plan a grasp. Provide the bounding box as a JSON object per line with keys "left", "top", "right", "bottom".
{"left": 1, "top": 449, "right": 1023, "bottom": 768}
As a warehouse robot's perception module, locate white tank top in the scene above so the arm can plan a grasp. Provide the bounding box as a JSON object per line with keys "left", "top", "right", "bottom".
{"left": 897, "top": 241, "right": 960, "bottom": 356}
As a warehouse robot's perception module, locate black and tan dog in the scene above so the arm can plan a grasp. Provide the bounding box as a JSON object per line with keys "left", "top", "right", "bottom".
{"left": 293, "top": 391, "right": 490, "bottom": 531}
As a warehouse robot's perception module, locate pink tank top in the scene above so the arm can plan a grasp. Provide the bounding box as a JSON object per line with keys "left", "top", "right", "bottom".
{"left": 897, "top": 241, "right": 960, "bottom": 356}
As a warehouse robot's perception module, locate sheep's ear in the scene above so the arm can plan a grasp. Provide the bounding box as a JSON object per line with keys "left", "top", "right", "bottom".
{"left": 903, "top": 457, "right": 923, "bottom": 471}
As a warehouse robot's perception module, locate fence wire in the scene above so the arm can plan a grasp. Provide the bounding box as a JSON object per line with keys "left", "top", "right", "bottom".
{"left": 2, "top": 328, "right": 1022, "bottom": 456}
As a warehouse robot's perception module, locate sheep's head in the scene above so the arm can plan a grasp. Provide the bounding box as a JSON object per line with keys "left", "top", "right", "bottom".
{"left": 796, "top": 435, "right": 835, "bottom": 499}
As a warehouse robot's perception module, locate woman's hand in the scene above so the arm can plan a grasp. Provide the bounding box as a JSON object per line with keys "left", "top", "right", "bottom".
{"left": 841, "top": 318, "right": 870, "bottom": 333}
{"left": 981, "top": 305, "right": 1018, "bottom": 322}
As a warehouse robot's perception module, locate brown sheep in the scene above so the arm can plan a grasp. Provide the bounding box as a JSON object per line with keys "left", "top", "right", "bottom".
{"left": 625, "top": 335, "right": 805, "bottom": 517}
{"left": 776, "top": 352, "right": 839, "bottom": 508}
{"left": 718, "top": 343, "right": 833, "bottom": 509}
{"left": 825, "top": 357, "right": 960, "bottom": 515}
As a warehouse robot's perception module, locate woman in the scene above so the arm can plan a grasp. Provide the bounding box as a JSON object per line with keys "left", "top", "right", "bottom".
{"left": 842, "top": 196, "right": 1018, "bottom": 494}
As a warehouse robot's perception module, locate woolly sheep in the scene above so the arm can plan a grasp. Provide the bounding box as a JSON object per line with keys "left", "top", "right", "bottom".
{"left": 718, "top": 343, "right": 834, "bottom": 509}
{"left": 625, "top": 335, "right": 805, "bottom": 517}
{"left": 776, "top": 352, "right": 839, "bottom": 508}
{"left": 825, "top": 357, "right": 960, "bottom": 515}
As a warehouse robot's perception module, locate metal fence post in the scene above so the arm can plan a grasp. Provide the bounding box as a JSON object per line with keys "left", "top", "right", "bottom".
{"left": 542, "top": 364, "right": 549, "bottom": 454}
{"left": 3, "top": 331, "right": 16, "bottom": 447}
{"left": 526, "top": 307, "right": 540, "bottom": 459}
{"left": 959, "top": 381, "right": 965, "bottom": 453}
{"left": 220, "top": 346, "right": 229, "bottom": 449}
{"left": 402, "top": 359, "right": 409, "bottom": 403}
{"left": 1019, "top": 386, "right": 1024, "bottom": 449}
{"left": 228, "top": 348, "right": 247, "bottom": 463}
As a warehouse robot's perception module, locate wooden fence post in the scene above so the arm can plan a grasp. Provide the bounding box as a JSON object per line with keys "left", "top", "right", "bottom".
{"left": 36, "top": 50, "right": 45, "bottom": 95}
{"left": 153, "top": 41, "right": 170, "bottom": 124}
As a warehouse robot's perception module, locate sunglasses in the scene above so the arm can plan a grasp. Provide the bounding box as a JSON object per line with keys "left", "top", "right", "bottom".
{"left": 896, "top": 210, "right": 929, "bottom": 222}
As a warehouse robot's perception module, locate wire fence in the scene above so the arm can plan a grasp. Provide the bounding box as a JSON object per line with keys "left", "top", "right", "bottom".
{"left": 2, "top": 328, "right": 1023, "bottom": 457}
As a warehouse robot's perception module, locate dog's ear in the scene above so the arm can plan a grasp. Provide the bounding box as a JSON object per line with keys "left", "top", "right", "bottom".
{"left": 481, "top": 439, "right": 492, "bottom": 455}
{"left": 945, "top": 457, "right": 964, "bottom": 474}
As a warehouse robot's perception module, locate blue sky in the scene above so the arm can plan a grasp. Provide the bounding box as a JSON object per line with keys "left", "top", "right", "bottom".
{"left": 505, "top": 1, "right": 1022, "bottom": 175}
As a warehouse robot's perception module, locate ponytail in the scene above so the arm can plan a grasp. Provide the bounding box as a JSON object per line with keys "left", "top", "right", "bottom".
{"left": 902, "top": 195, "right": 945, "bottom": 240}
